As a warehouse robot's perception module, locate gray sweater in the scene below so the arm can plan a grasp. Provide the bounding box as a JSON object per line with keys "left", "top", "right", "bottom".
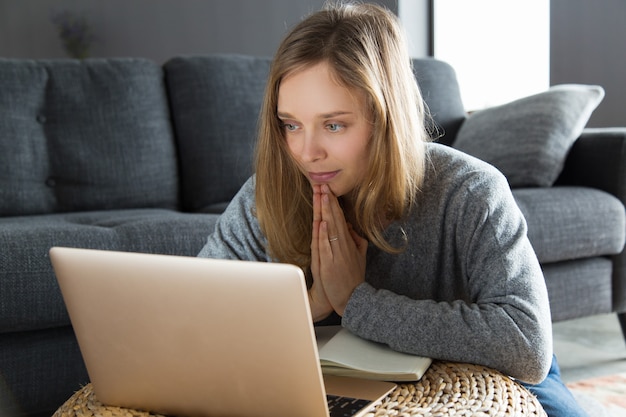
{"left": 197, "top": 143, "right": 552, "bottom": 383}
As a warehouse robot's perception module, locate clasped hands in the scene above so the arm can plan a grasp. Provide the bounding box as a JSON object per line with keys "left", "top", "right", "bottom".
{"left": 309, "top": 184, "right": 368, "bottom": 322}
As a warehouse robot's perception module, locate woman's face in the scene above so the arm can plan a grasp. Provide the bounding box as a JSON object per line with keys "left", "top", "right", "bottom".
{"left": 278, "top": 61, "right": 372, "bottom": 198}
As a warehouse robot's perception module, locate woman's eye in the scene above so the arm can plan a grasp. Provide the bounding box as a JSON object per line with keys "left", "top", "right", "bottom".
{"left": 327, "top": 123, "right": 344, "bottom": 132}
{"left": 282, "top": 123, "right": 298, "bottom": 132}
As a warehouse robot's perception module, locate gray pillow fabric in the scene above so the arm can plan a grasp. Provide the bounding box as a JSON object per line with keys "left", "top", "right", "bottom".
{"left": 453, "top": 84, "right": 605, "bottom": 187}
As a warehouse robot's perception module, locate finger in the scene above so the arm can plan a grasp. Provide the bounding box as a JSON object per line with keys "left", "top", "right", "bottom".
{"left": 312, "top": 185, "right": 322, "bottom": 223}
{"left": 312, "top": 218, "right": 321, "bottom": 253}
{"left": 323, "top": 185, "right": 347, "bottom": 225}
{"left": 321, "top": 188, "right": 345, "bottom": 241}
{"left": 311, "top": 188, "right": 322, "bottom": 276}
{"left": 321, "top": 193, "right": 337, "bottom": 238}
{"left": 319, "top": 220, "right": 339, "bottom": 259}
{"left": 319, "top": 219, "right": 330, "bottom": 244}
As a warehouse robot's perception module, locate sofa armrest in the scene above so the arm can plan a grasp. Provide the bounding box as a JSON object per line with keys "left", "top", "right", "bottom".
{"left": 555, "top": 127, "right": 626, "bottom": 204}
{"left": 556, "top": 127, "right": 626, "bottom": 311}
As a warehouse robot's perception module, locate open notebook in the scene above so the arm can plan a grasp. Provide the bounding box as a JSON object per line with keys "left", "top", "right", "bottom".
{"left": 50, "top": 247, "right": 396, "bottom": 417}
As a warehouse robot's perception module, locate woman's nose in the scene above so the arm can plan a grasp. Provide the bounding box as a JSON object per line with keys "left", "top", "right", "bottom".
{"left": 299, "top": 131, "right": 326, "bottom": 163}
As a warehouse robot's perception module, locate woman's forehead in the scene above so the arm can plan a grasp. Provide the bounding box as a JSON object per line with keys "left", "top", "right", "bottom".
{"left": 277, "top": 62, "right": 367, "bottom": 118}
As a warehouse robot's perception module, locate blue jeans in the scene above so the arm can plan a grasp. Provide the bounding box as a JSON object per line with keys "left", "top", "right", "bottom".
{"left": 521, "top": 355, "right": 588, "bottom": 417}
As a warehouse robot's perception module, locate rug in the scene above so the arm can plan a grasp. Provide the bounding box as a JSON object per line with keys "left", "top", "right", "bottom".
{"left": 567, "top": 372, "right": 626, "bottom": 417}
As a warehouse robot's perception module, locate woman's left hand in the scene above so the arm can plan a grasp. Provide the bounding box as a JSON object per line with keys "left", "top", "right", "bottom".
{"left": 314, "top": 184, "right": 368, "bottom": 316}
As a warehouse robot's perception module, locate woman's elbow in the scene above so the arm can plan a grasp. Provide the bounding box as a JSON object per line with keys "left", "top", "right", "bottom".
{"left": 509, "top": 329, "right": 553, "bottom": 384}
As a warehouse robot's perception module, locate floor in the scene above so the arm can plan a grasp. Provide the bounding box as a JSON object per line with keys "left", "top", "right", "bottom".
{"left": 553, "top": 313, "right": 626, "bottom": 383}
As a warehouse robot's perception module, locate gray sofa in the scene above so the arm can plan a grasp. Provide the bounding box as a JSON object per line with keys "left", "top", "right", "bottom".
{"left": 0, "top": 54, "right": 624, "bottom": 417}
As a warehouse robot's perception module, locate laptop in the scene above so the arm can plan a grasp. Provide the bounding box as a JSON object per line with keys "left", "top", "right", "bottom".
{"left": 50, "top": 247, "right": 396, "bottom": 417}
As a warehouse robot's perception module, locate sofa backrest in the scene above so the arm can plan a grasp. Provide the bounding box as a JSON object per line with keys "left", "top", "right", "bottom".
{"left": 412, "top": 58, "right": 467, "bottom": 145}
{"left": 0, "top": 55, "right": 466, "bottom": 217}
{"left": 165, "top": 54, "right": 467, "bottom": 213}
{"left": 0, "top": 58, "right": 179, "bottom": 217}
{"left": 165, "top": 54, "right": 271, "bottom": 213}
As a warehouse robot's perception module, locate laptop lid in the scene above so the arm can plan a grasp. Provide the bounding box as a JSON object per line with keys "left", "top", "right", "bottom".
{"left": 50, "top": 247, "right": 394, "bottom": 417}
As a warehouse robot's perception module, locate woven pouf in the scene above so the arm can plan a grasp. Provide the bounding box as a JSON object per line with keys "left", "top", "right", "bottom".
{"left": 52, "top": 386, "right": 167, "bottom": 417}
{"left": 371, "top": 361, "right": 547, "bottom": 417}
{"left": 53, "top": 361, "right": 546, "bottom": 417}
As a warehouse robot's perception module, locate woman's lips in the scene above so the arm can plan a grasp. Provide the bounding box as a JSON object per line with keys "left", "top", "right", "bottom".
{"left": 308, "top": 170, "right": 340, "bottom": 183}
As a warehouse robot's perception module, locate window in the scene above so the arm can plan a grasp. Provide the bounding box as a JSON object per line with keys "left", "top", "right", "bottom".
{"left": 432, "top": 0, "right": 549, "bottom": 111}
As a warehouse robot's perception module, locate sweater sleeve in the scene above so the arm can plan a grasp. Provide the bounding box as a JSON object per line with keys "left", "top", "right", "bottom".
{"left": 197, "top": 176, "right": 271, "bottom": 262}
{"left": 342, "top": 161, "right": 553, "bottom": 384}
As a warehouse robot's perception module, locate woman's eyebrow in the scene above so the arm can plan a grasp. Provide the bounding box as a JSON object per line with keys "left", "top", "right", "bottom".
{"left": 319, "top": 111, "right": 353, "bottom": 118}
{"left": 277, "top": 110, "right": 354, "bottom": 119}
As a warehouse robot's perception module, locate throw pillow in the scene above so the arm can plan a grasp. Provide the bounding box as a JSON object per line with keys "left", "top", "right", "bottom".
{"left": 453, "top": 84, "right": 605, "bottom": 187}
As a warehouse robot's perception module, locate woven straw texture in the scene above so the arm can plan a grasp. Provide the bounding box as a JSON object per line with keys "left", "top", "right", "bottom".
{"left": 370, "top": 361, "right": 546, "bottom": 416}
{"left": 53, "top": 361, "right": 546, "bottom": 417}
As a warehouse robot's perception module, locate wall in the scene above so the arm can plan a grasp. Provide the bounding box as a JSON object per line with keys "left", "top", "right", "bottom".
{"left": 0, "top": 0, "right": 325, "bottom": 62}
{"left": 550, "top": 0, "right": 626, "bottom": 127}
{"left": 0, "top": 0, "right": 399, "bottom": 63}
{"left": 3, "top": 0, "right": 621, "bottom": 127}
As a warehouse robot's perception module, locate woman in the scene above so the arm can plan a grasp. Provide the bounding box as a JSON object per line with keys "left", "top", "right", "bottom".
{"left": 198, "top": 3, "right": 586, "bottom": 416}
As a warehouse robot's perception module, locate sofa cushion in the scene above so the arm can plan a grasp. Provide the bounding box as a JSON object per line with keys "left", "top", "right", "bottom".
{"left": 453, "top": 84, "right": 605, "bottom": 187}
{"left": 165, "top": 54, "right": 271, "bottom": 213}
{"left": 0, "top": 58, "right": 179, "bottom": 216}
{"left": 0, "top": 210, "right": 218, "bottom": 332}
{"left": 513, "top": 187, "right": 625, "bottom": 263}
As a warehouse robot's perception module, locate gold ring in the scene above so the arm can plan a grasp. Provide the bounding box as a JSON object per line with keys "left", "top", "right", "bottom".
{"left": 328, "top": 236, "right": 339, "bottom": 242}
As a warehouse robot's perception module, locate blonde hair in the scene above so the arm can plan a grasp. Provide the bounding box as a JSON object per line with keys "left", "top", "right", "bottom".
{"left": 255, "top": 2, "right": 429, "bottom": 268}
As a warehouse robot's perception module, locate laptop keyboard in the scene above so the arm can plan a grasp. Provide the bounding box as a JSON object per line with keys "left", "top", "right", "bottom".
{"left": 327, "top": 394, "right": 372, "bottom": 417}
